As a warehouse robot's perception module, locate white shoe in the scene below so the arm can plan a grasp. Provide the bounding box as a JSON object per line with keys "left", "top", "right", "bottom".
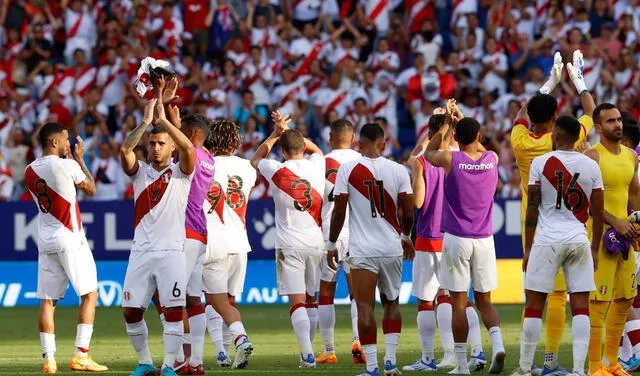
{"left": 509, "top": 368, "right": 532, "bottom": 376}
{"left": 232, "top": 337, "right": 253, "bottom": 369}
{"left": 449, "top": 367, "right": 471, "bottom": 375}
{"left": 299, "top": 353, "right": 317, "bottom": 369}
{"left": 489, "top": 351, "right": 506, "bottom": 374}
{"left": 438, "top": 353, "right": 457, "bottom": 369}
{"left": 402, "top": 359, "right": 437, "bottom": 371}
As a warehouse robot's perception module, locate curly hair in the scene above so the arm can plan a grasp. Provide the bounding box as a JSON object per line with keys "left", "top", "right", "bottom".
{"left": 205, "top": 119, "right": 241, "bottom": 156}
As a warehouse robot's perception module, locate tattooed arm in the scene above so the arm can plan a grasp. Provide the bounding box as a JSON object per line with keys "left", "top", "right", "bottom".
{"left": 120, "top": 99, "right": 156, "bottom": 176}
{"left": 72, "top": 136, "right": 96, "bottom": 196}
{"left": 523, "top": 184, "right": 541, "bottom": 272}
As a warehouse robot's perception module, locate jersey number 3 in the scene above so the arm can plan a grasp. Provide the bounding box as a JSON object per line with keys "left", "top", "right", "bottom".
{"left": 554, "top": 171, "right": 584, "bottom": 211}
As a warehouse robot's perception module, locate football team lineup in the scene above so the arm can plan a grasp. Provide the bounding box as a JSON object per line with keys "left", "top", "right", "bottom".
{"left": 14, "top": 52, "right": 640, "bottom": 376}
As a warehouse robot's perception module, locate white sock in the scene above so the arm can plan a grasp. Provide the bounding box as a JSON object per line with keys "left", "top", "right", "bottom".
{"left": 307, "top": 305, "right": 319, "bottom": 343}
{"left": 437, "top": 300, "right": 454, "bottom": 355}
{"left": 454, "top": 342, "right": 470, "bottom": 372}
{"left": 363, "top": 344, "right": 378, "bottom": 372}
{"left": 466, "top": 306, "right": 483, "bottom": 356}
{"left": 488, "top": 326, "right": 505, "bottom": 354}
{"left": 228, "top": 321, "right": 248, "bottom": 345}
{"left": 291, "top": 306, "right": 314, "bottom": 356}
{"left": 417, "top": 309, "right": 436, "bottom": 362}
{"left": 519, "top": 317, "right": 542, "bottom": 371}
{"left": 621, "top": 334, "right": 633, "bottom": 360}
{"left": 205, "top": 305, "right": 225, "bottom": 355}
{"left": 351, "top": 299, "right": 359, "bottom": 341}
{"left": 177, "top": 333, "right": 187, "bottom": 363}
{"left": 188, "top": 312, "right": 206, "bottom": 366}
{"left": 126, "top": 321, "right": 153, "bottom": 365}
{"left": 318, "top": 303, "right": 335, "bottom": 353}
{"left": 40, "top": 332, "right": 56, "bottom": 361}
{"left": 223, "top": 324, "right": 232, "bottom": 355}
{"left": 163, "top": 320, "right": 184, "bottom": 368}
{"left": 384, "top": 333, "right": 400, "bottom": 364}
{"left": 73, "top": 324, "right": 93, "bottom": 356}
{"left": 572, "top": 314, "right": 590, "bottom": 375}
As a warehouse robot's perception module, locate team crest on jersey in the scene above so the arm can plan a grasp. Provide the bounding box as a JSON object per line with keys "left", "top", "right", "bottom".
{"left": 123, "top": 291, "right": 130, "bottom": 301}
{"left": 150, "top": 170, "right": 173, "bottom": 201}
{"left": 599, "top": 285, "right": 607, "bottom": 295}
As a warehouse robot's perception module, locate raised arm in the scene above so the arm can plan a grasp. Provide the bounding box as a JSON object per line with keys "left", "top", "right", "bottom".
{"left": 120, "top": 99, "right": 155, "bottom": 176}
{"left": 72, "top": 136, "right": 97, "bottom": 196}
{"left": 304, "top": 137, "right": 323, "bottom": 156}
{"left": 424, "top": 101, "right": 456, "bottom": 172}
{"left": 250, "top": 112, "right": 288, "bottom": 170}
{"left": 567, "top": 50, "right": 595, "bottom": 117}
{"left": 154, "top": 88, "right": 195, "bottom": 175}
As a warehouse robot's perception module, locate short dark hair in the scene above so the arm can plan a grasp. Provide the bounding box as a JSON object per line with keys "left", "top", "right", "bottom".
{"left": 455, "top": 117, "right": 481, "bottom": 145}
{"left": 150, "top": 126, "right": 167, "bottom": 135}
{"left": 622, "top": 111, "right": 638, "bottom": 128}
{"left": 593, "top": 103, "right": 618, "bottom": 124}
{"left": 354, "top": 97, "right": 367, "bottom": 106}
{"left": 623, "top": 125, "right": 640, "bottom": 148}
{"left": 330, "top": 118, "right": 355, "bottom": 134}
{"left": 428, "top": 114, "right": 446, "bottom": 134}
{"left": 38, "top": 122, "right": 66, "bottom": 148}
{"left": 360, "top": 123, "right": 385, "bottom": 142}
{"left": 527, "top": 94, "right": 557, "bottom": 124}
{"left": 181, "top": 114, "right": 210, "bottom": 137}
{"left": 374, "top": 116, "right": 388, "bottom": 126}
{"left": 554, "top": 115, "right": 581, "bottom": 144}
{"left": 280, "top": 129, "right": 305, "bottom": 154}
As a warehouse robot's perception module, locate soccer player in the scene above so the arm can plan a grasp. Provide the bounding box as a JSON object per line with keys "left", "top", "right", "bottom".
{"left": 202, "top": 119, "right": 255, "bottom": 369}
{"left": 317, "top": 118, "right": 363, "bottom": 365}
{"left": 584, "top": 103, "right": 640, "bottom": 376}
{"left": 425, "top": 100, "right": 504, "bottom": 375}
{"left": 328, "top": 122, "right": 415, "bottom": 376}
{"left": 120, "top": 94, "right": 195, "bottom": 376}
{"left": 511, "top": 50, "right": 596, "bottom": 375}
{"left": 404, "top": 113, "right": 487, "bottom": 372}
{"left": 25, "top": 122, "right": 107, "bottom": 374}
{"left": 250, "top": 112, "right": 325, "bottom": 368}
{"left": 512, "top": 115, "right": 604, "bottom": 376}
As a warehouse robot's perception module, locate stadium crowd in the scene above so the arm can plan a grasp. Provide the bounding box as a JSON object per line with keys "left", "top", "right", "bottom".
{"left": 0, "top": 0, "right": 639, "bottom": 202}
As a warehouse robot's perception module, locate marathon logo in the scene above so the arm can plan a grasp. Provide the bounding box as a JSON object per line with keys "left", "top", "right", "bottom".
{"left": 458, "top": 162, "right": 495, "bottom": 171}
{"left": 200, "top": 160, "right": 215, "bottom": 171}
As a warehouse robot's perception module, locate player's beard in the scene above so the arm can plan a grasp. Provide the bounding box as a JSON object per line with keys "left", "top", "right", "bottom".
{"left": 602, "top": 128, "right": 623, "bottom": 142}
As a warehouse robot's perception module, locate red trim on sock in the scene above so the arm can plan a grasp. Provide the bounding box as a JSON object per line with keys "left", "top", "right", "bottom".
{"left": 360, "top": 334, "right": 377, "bottom": 345}
{"left": 572, "top": 308, "right": 589, "bottom": 317}
{"left": 634, "top": 296, "right": 640, "bottom": 308}
{"left": 229, "top": 300, "right": 236, "bottom": 308}
{"left": 436, "top": 295, "right": 451, "bottom": 305}
{"left": 186, "top": 305, "right": 205, "bottom": 317}
{"left": 290, "top": 303, "right": 305, "bottom": 316}
{"left": 305, "top": 303, "right": 318, "bottom": 309}
{"left": 77, "top": 347, "right": 89, "bottom": 353}
{"left": 319, "top": 295, "right": 334, "bottom": 305}
{"left": 418, "top": 302, "right": 435, "bottom": 311}
{"left": 382, "top": 319, "right": 402, "bottom": 334}
{"left": 155, "top": 304, "right": 164, "bottom": 315}
{"left": 164, "top": 310, "right": 183, "bottom": 322}
{"left": 628, "top": 329, "right": 640, "bottom": 346}
{"left": 524, "top": 308, "right": 543, "bottom": 319}
{"left": 234, "top": 334, "right": 247, "bottom": 346}
{"left": 621, "top": 336, "right": 625, "bottom": 347}
{"left": 466, "top": 301, "right": 473, "bottom": 308}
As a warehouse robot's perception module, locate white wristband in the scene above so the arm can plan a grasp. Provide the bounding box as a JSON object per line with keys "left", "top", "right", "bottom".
{"left": 326, "top": 241, "right": 337, "bottom": 251}
{"left": 400, "top": 233, "right": 411, "bottom": 241}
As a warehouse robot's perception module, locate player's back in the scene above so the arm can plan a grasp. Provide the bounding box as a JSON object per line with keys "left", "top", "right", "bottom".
{"left": 415, "top": 155, "right": 445, "bottom": 248}
{"left": 259, "top": 153, "right": 325, "bottom": 250}
{"left": 592, "top": 143, "right": 635, "bottom": 219}
{"left": 204, "top": 155, "right": 256, "bottom": 258}
{"left": 334, "top": 156, "right": 412, "bottom": 258}
{"left": 322, "top": 148, "right": 361, "bottom": 237}
{"left": 131, "top": 161, "right": 193, "bottom": 252}
{"left": 24, "top": 155, "right": 87, "bottom": 252}
{"left": 529, "top": 150, "right": 603, "bottom": 245}
{"left": 185, "top": 146, "right": 215, "bottom": 241}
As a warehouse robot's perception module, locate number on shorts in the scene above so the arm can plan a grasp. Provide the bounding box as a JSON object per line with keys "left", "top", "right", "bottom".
{"left": 291, "top": 178, "right": 313, "bottom": 211}
{"left": 34, "top": 178, "right": 52, "bottom": 213}
{"left": 554, "top": 171, "right": 584, "bottom": 211}
{"left": 226, "top": 175, "right": 245, "bottom": 209}
{"left": 363, "top": 179, "right": 385, "bottom": 217}
{"left": 172, "top": 282, "right": 181, "bottom": 298}
{"left": 206, "top": 181, "right": 223, "bottom": 214}
{"left": 326, "top": 168, "right": 338, "bottom": 202}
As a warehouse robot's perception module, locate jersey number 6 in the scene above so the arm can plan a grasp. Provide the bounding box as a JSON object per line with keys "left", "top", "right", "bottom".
{"left": 554, "top": 171, "right": 584, "bottom": 211}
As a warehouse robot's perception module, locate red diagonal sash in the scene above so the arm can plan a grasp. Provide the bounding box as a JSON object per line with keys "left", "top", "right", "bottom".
{"left": 67, "top": 11, "right": 84, "bottom": 38}
{"left": 133, "top": 169, "right": 173, "bottom": 228}
{"left": 536, "top": 0, "right": 550, "bottom": 17}
{"left": 271, "top": 167, "right": 322, "bottom": 226}
{"left": 244, "top": 71, "right": 260, "bottom": 88}
{"left": 100, "top": 67, "right": 122, "bottom": 89}
{"left": 325, "top": 158, "right": 341, "bottom": 184}
{"left": 324, "top": 90, "right": 349, "bottom": 115}
{"left": 207, "top": 180, "right": 226, "bottom": 223}
{"left": 348, "top": 163, "right": 401, "bottom": 233}
{"left": 279, "top": 86, "right": 300, "bottom": 107}
{"left": 542, "top": 156, "right": 589, "bottom": 223}
{"left": 227, "top": 176, "right": 248, "bottom": 225}
{"left": 368, "top": 0, "right": 388, "bottom": 21}
{"left": 371, "top": 95, "right": 390, "bottom": 114}
{"left": 25, "top": 166, "right": 76, "bottom": 231}
{"left": 294, "top": 42, "right": 324, "bottom": 79}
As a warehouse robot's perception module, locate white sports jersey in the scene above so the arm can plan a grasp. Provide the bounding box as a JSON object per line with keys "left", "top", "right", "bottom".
{"left": 334, "top": 157, "right": 412, "bottom": 257}
{"left": 528, "top": 150, "right": 603, "bottom": 245}
{"left": 131, "top": 161, "right": 193, "bottom": 252}
{"left": 258, "top": 154, "right": 325, "bottom": 250}
{"left": 24, "top": 156, "right": 88, "bottom": 253}
{"left": 205, "top": 156, "right": 257, "bottom": 257}
{"left": 323, "top": 149, "right": 361, "bottom": 240}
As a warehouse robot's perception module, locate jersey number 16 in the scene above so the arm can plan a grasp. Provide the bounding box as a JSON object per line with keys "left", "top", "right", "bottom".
{"left": 554, "top": 171, "right": 584, "bottom": 211}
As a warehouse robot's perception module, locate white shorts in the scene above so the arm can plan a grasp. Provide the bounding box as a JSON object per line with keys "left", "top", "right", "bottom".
{"left": 185, "top": 239, "right": 206, "bottom": 297}
{"left": 276, "top": 248, "right": 322, "bottom": 297}
{"left": 525, "top": 243, "right": 595, "bottom": 294}
{"left": 122, "top": 250, "right": 186, "bottom": 309}
{"left": 349, "top": 256, "right": 402, "bottom": 301}
{"left": 37, "top": 248, "right": 98, "bottom": 300}
{"left": 202, "top": 252, "right": 248, "bottom": 296}
{"left": 412, "top": 251, "right": 442, "bottom": 301}
{"left": 440, "top": 233, "right": 497, "bottom": 293}
{"left": 321, "top": 239, "right": 351, "bottom": 282}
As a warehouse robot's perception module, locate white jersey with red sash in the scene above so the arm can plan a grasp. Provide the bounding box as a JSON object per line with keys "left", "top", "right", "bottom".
{"left": 583, "top": 58, "right": 603, "bottom": 91}
{"left": 131, "top": 161, "right": 194, "bottom": 252}
{"left": 315, "top": 87, "right": 351, "bottom": 118}
{"left": 360, "top": 0, "right": 390, "bottom": 34}
{"left": 18, "top": 99, "right": 38, "bottom": 133}
{"left": 451, "top": 0, "right": 477, "bottom": 24}
{"left": 258, "top": 153, "right": 325, "bottom": 250}
{"left": 251, "top": 27, "right": 277, "bottom": 49}
{"left": 74, "top": 65, "right": 97, "bottom": 98}
{"left": 333, "top": 156, "right": 412, "bottom": 257}
{"left": 241, "top": 61, "right": 273, "bottom": 105}
{"left": 366, "top": 51, "right": 400, "bottom": 74}
{"left": 407, "top": 0, "right": 430, "bottom": 32}
{"left": 97, "top": 62, "right": 125, "bottom": 106}
{"left": 227, "top": 51, "right": 250, "bottom": 69}
{"left": 330, "top": 46, "right": 360, "bottom": 68}
{"left": 291, "top": 38, "right": 328, "bottom": 78}
{"left": 24, "top": 156, "right": 88, "bottom": 253}
{"left": 64, "top": 6, "right": 96, "bottom": 58}
{"left": 273, "top": 82, "right": 309, "bottom": 115}
{"left": 322, "top": 149, "right": 361, "bottom": 239}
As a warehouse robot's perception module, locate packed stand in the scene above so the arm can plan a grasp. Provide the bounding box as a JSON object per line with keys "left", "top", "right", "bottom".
{"left": 0, "top": 0, "right": 637, "bottom": 201}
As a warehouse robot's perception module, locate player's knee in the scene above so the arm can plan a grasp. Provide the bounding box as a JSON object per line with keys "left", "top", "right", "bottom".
{"left": 123, "top": 308, "right": 144, "bottom": 323}
{"left": 185, "top": 295, "right": 201, "bottom": 307}
{"left": 80, "top": 291, "right": 98, "bottom": 303}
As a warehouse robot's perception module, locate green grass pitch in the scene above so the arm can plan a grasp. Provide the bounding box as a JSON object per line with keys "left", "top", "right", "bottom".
{"left": 0, "top": 304, "right": 574, "bottom": 375}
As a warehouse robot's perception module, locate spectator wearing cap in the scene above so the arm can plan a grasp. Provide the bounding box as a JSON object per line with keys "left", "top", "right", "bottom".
{"left": 62, "top": 0, "right": 97, "bottom": 64}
